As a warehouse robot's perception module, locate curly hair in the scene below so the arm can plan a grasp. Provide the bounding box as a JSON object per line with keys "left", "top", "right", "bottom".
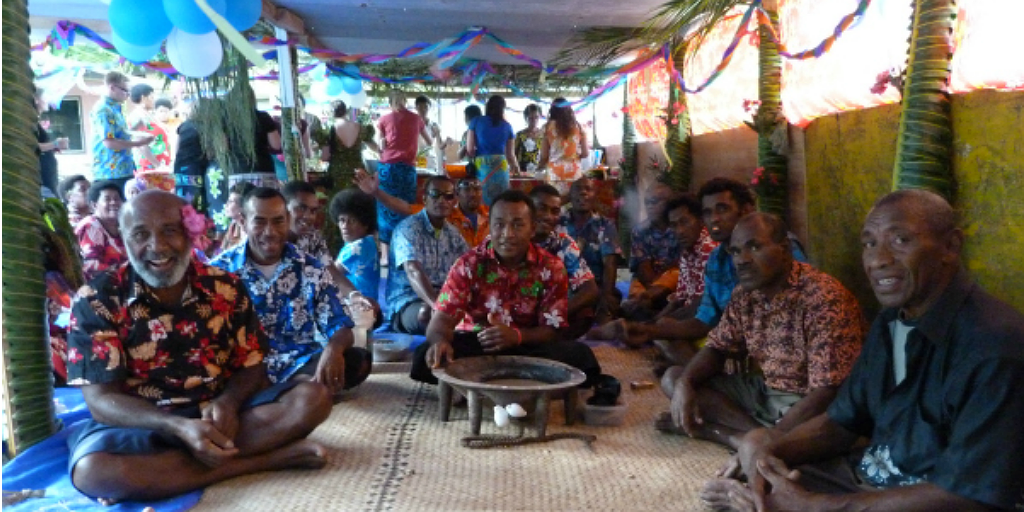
{"left": 328, "top": 188, "right": 377, "bottom": 233}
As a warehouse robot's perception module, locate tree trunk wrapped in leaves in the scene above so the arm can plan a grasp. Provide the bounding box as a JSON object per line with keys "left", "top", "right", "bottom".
{"left": 892, "top": 0, "right": 956, "bottom": 199}
{"left": 187, "top": 40, "right": 257, "bottom": 177}
{"left": 2, "top": 0, "right": 57, "bottom": 456}
{"left": 280, "top": 46, "right": 305, "bottom": 183}
{"left": 618, "top": 87, "right": 639, "bottom": 254}
{"left": 754, "top": 3, "right": 788, "bottom": 217}
{"left": 661, "top": 41, "right": 693, "bottom": 193}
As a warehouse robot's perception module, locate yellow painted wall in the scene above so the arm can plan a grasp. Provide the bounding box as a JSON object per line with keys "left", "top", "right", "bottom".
{"left": 804, "top": 89, "right": 1024, "bottom": 315}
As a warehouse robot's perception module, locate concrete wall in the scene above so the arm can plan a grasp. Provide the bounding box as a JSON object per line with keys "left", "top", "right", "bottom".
{"left": 803, "top": 89, "right": 1024, "bottom": 315}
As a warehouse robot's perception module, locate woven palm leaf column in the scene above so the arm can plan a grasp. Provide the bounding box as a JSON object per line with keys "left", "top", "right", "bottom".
{"left": 753, "top": 0, "right": 788, "bottom": 217}
{"left": 2, "top": 0, "right": 58, "bottom": 456}
{"left": 661, "top": 41, "right": 693, "bottom": 193}
{"left": 618, "top": 86, "right": 639, "bottom": 254}
{"left": 892, "top": 0, "right": 956, "bottom": 199}
{"left": 279, "top": 41, "right": 305, "bottom": 183}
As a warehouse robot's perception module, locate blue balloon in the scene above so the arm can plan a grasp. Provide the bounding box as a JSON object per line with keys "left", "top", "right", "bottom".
{"left": 163, "top": 0, "right": 226, "bottom": 35}
{"left": 112, "top": 32, "right": 163, "bottom": 63}
{"left": 224, "top": 0, "right": 262, "bottom": 31}
{"left": 341, "top": 75, "right": 363, "bottom": 95}
{"left": 325, "top": 76, "right": 345, "bottom": 96}
{"left": 109, "top": 0, "right": 173, "bottom": 47}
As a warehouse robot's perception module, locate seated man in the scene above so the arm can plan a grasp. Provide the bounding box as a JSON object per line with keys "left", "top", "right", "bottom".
{"left": 65, "top": 190, "right": 331, "bottom": 502}
{"left": 589, "top": 193, "right": 717, "bottom": 348}
{"left": 411, "top": 189, "right": 602, "bottom": 387}
{"left": 558, "top": 177, "right": 622, "bottom": 319}
{"left": 726, "top": 190, "right": 1024, "bottom": 512}
{"left": 622, "top": 181, "right": 681, "bottom": 321}
{"left": 662, "top": 212, "right": 864, "bottom": 452}
{"left": 211, "top": 187, "right": 371, "bottom": 392}
{"left": 386, "top": 175, "right": 470, "bottom": 334}
{"left": 530, "top": 184, "right": 601, "bottom": 339}
{"left": 648, "top": 178, "right": 806, "bottom": 365}
{"left": 282, "top": 181, "right": 331, "bottom": 266}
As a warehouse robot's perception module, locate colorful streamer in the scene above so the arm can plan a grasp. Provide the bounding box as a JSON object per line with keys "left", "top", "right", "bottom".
{"left": 755, "top": 0, "right": 872, "bottom": 60}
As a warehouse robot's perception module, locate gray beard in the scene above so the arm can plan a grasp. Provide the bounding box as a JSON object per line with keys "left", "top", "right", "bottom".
{"left": 127, "top": 249, "right": 191, "bottom": 289}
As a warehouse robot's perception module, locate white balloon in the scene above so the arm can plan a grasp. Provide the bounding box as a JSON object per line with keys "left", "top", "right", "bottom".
{"left": 308, "top": 79, "right": 334, "bottom": 103}
{"left": 165, "top": 28, "right": 223, "bottom": 78}
{"left": 348, "top": 89, "right": 368, "bottom": 109}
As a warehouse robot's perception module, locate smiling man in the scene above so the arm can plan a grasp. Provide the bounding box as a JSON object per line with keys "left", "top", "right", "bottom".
{"left": 660, "top": 212, "right": 864, "bottom": 455}
{"left": 732, "top": 190, "right": 1024, "bottom": 512}
{"left": 211, "top": 187, "right": 371, "bottom": 393}
{"left": 410, "top": 189, "right": 601, "bottom": 387}
{"left": 282, "top": 181, "right": 331, "bottom": 267}
{"left": 65, "top": 191, "right": 331, "bottom": 503}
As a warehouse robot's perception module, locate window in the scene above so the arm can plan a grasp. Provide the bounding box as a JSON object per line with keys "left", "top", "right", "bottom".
{"left": 41, "top": 97, "right": 84, "bottom": 152}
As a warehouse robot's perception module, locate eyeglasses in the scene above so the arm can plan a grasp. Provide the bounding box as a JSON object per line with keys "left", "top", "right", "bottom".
{"left": 426, "top": 190, "right": 457, "bottom": 201}
{"left": 113, "top": 85, "right": 129, "bottom": 94}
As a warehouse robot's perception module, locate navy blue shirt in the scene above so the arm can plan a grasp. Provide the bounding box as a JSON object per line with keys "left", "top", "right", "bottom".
{"left": 827, "top": 269, "right": 1024, "bottom": 509}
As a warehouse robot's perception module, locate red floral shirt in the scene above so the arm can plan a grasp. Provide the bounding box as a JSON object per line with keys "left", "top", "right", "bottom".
{"left": 75, "top": 215, "right": 127, "bottom": 282}
{"left": 705, "top": 262, "right": 866, "bottom": 395}
{"left": 435, "top": 241, "right": 569, "bottom": 332}
{"left": 673, "top": 228, "right": 718, "bottom": 308}
{"left": 66, "top": 259, "right": 268, "bottom": 410}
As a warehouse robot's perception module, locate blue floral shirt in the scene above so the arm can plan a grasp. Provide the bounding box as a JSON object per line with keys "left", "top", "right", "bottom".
{"left": 90, "top": 96, "right": 136, "bottom": 180}
{"left": 557, "top": 212, "right": 621, "bottom": 287}
{"left": 338, "top": 235, "right": 380, "bottom": 300}
{"left": 629, "top": 221, "right": 680, "bottom": 275}
{"left": 386, "top": 209, "right": 470, "bottom": 323}
{"left": 694, "top": 234, "right": 808, "bottom": 328}
{"left": 211, "top": 242, "right": 353, "bottom": 383}
{"left": 534, "top": 232, "right": 595, "bottom": 294}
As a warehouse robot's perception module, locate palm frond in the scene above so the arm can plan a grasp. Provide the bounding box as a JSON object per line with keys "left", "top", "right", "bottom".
{"left": 552, "top": 26, "right": 652, "bottom": 67}
{"left": 643, "top": 0, "right": 749, "bottom": 65}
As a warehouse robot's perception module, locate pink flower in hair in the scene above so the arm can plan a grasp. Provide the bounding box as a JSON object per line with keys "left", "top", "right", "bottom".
{"left": 181, "top": 204, "right": 213, "bottom": 251}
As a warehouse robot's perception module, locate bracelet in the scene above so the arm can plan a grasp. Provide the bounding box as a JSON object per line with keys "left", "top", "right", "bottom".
{"left": 513, "top": 328, "right": 522, "bottom": 346}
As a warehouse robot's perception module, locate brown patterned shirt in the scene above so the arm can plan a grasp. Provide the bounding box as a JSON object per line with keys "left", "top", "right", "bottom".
{"left": 705, "top": 261, "right": 866, "bottom": 395}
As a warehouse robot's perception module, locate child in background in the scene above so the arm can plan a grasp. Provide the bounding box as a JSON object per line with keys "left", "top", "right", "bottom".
{"left": 330, "top": 188, "right": 380, "bottom": 303}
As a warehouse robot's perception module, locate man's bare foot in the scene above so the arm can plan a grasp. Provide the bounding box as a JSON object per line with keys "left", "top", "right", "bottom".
{"left": 586, "top": 319, "right": 627, "bottom": 342}
{"left": 700, "top": 478, "right": 755, "bottom": 512}
{"left": 269, "top": 439, "right": 328, "bottom": 470}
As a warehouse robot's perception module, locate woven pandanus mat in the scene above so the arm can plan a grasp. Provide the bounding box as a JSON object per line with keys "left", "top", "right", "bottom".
{"left": 194, "top": 345, "right": 729, "bottom": 511}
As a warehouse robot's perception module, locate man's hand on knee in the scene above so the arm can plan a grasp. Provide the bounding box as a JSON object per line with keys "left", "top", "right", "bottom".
{"left": 177, "top": 417, "right": 239, "bottom": 467}
{"left": 201, "top": 399, "right": 241, "bottom": 442}
{"left": 314, "top": 343, "right": 347, "bottom": 394}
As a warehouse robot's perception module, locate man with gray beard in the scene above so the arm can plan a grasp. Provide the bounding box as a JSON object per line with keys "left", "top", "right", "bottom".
{"left": 65, "top": 190, "right": 332, "bottom": 503}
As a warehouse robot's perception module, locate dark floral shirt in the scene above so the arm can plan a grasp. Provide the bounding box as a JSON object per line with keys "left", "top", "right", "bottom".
{"left": 705, "top": 262, "right": 865, "bottom": 395}
{"left": 533, "top": 231, "right": 595, "bottom": 293}
{"left": 673, "top": 228, "right": 718, "bottom": 308}
{"left": 436, "top": 241, "right": 569, "bottom": 332}
{"left": 629, "top": 220, "right": 680, "bottom": 276}
{"left": 66, "top": 259, "right": 268, "bottom": 410}
{"left": 557, "top": 211, "right": 621, "bottom": 287}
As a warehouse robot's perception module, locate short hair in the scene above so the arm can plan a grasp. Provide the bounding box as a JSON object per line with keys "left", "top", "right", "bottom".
{"left": 333, "top": 100, "right": 348, "bottom": 118}
{"left": 737, "top": 211, "right": 789, "bottom": 244}
{"left": 663, "top": 193, "right": 702, "bottom": 224}
{"left": 529, "top": 183, "right": 561, "bottom": 201}
{"left": 229, "top": 181, "right": 255, "bottom": 197}
{"left": 424, "top": 175, "right": 453, "bottom": 192}
{"left": 523, "top": 103, "right": 541, "bottom": 120}
{"left": 243, "top": 186, "right": 286, "bottom": 214}
{"left": 387, "top": 89, "right": 406, "bottom": 106}
{"left": 87, "top": 180, "right": 125, "bottom": 204}
{"left": 104, "top": 71, "right": 128, "bottom": 87}
{"left": 464, "top": 105, "right": 482, "bottom": 121}
{"left": 281, "top": 181, "right": 316, "bottom": 202}
{"left": 328, "top": 188, "right": 378, "bottom": 233}
{"left": 415, "top": 95, "right": 431, "bottom": 106}
{"left": 154, "top": 97, "right": 173, "bottom": 110}
{"left": 569, "top": 177, "right": 591, "bottom": 196}
{"left": 698, "top": 177, "right": 756, "bottom": 208}
{"left": 491, "top": 189, "right": 536, "bottom": 219}
{"left": 872, "top": 189, "right": 958, "bottom": 236}
{"left": 130, "top": 84, "right": 154, "bottom": 104}
{"left": 58, "top": 174, "right": 88, "bottom": 202}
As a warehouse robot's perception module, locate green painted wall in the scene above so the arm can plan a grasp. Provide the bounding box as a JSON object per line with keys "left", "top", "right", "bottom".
{"left": 804, "top": 89, "right": 1024, "bottom": 316}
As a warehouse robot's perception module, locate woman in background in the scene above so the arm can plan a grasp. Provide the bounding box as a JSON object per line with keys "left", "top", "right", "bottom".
{"left": 322, "top": 100, "right": 375, "bottom": 253}
{"left": 537, "top": 97, "right": 589, "bottom": 191}
{"left": 75, "top": 180, "right": 127, "bottom": 282}
{"left": 514, "top": 103, "right": 544, "bottom": 174}
{"left": 466, "top": 95, "right": 518, "bottom": 207}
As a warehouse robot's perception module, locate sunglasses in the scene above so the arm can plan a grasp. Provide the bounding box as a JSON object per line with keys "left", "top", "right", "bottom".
{"left": 113, "top": 84, "right": 130, "bottom": 94}
{"left": 426, "top": 190, "right": 457, "bottom": 201}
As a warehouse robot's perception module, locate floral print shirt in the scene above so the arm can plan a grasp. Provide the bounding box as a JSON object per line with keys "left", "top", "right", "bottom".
{"left": 90, "top": 96, "right": 136, "bottom": 180}
{"left": 533, "top": 231, "right": 595, "bottom": 293}
{"left": 386, "top": 209, "right": 470, "bottom": 322}
{"left": 66, "top": 259, "right": 267, "bottom": 410}
{"left": 557, "top": 212, "right": 621, "bottom": 287}
{"left": 75, "top": 215, "right": 128, "bottom": 283}
{"left": 295, "top": 231, "right": 333, "bottom": 267}
{"left": 673, "top": 228, "right": 718, "bottom": 308}
{"left": 514, "top": 128, "right": 543, "bottom": 170}
{"left": 436, "top": 241, "right": 569, "bottom": 332}
{"left": 705, "top": 261, "right": 865, "bottom": 395}
{"left": 211, "top": 242, "right": 353, "bottom": 383}
{"left": 629, "top": 220, "right": 680, "bottom": 276}
{"left": 338, "top": 234, "right": 380, "bottom": 300}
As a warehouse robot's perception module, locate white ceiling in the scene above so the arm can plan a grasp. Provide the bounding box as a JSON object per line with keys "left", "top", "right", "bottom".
{"left": 28, "top": 0, "right": 666, "bottom": 65}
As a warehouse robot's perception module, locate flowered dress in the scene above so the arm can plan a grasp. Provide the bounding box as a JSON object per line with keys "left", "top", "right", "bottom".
{"left": 75, "top": 215, "right": 127, "bottom": 282}
{"left": 544, "top": 122, "right": 584, "bottom": 182}
{"left": 515, "top": 128, "right": 543, "bottom": 171}
{"left": 323, "top": 122, "right": 374, "bottom": 254}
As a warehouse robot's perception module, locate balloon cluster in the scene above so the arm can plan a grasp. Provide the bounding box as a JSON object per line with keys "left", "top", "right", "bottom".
{"left": 308, "top": 63, "right": 366, "bottom": 109}
{"left": 108, "top": 0, "right": 261, "bottom": 77}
